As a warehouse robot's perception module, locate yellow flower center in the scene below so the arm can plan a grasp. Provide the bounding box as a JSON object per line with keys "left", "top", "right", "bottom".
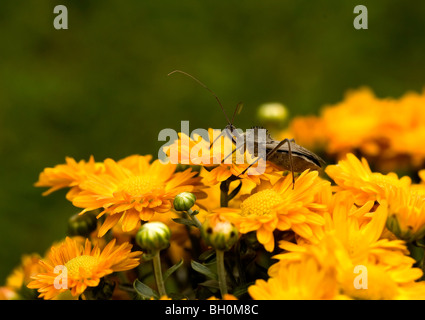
{"left": 64, "top": 255, "right": 98, "bottom": 278}
{"left": 119, "top": 176, "right": 162, "bottom": 196}
{"left": 240, "top": 189, "right": 283, "bottom": 216}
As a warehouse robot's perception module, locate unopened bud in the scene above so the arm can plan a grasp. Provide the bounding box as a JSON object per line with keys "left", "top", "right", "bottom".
{"left": 173, "top": 192, "right": 196, "bottom": 212}
{"left": 67, "top": 212, "right": 97, "bottom": 237}
{"left": 201, "top": 219, "right": 239, "bottom": 251}
{"left": 136, "top": 222, "right": 171, "bottom": 253}
{"left": 257, "top": 102, "right": 288, "bottom": 128}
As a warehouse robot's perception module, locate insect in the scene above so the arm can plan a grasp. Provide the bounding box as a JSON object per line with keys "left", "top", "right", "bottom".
{"left": 167, "top": 70, "right": 325, "bottom": 188}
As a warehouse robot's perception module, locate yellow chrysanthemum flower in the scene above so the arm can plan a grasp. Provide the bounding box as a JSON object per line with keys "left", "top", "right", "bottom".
{"left": 325, "top": 153, "right": 411, "bottom": 205}
{"left": 326, "top": 154, "right": 425, "bottom": 241}
{"left": 275, "top": 194, "right": 411, "bottom": 269}
{"left": 268, "top": 194, "right": 425, "bottom": 300}
{"left": 35, "top": 156, "right": 105, "bottom": 201}
{"left": 323, "top": 196, "right": 413, "bottom": 267}
{"left": 28, "top": 237, "right": 141, "bottom": 300}
{"left": 72, "top": 155, "right": 206, "bottom": 236}
{"left": 337, "top": 262, "right": 425, "bottom": 300}
{"left": 386, "top": 186, "right": 425, "bottom": 241}
{"left": 215, "top": 170, "right": 329, "bottom": 251}
{"left": 249, "top": 255, "right": 344, "bottom": 300}
{"left": 273, "top": 235, "right": 425, "bottom": 300}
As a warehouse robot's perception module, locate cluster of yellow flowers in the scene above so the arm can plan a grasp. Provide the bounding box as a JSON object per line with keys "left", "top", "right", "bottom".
{"left": 285, "top": 88, "right": 425, "bottom": 172}
{"left": 2, "top": 88, "right": 425, "bottom": 300}
{"left": 250, "top": 154, "right": 425, "bottom": 299}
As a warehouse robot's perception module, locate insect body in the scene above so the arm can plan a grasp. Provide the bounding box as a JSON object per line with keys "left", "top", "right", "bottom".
{"left": 244, "top": 125, "right": 324, "bottom": 171}
{"left": 222, "top": 124, "right": 325, "bottom": 186}
{"left": 265, "top": 135, "right": 324, "bottom": 172}
{"left": 168, "top": 70, "right": 325, "bottom": 186}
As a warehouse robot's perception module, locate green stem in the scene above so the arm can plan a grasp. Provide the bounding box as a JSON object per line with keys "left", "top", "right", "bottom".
{"left": 187, "top": 208, "right": 202, "bottom": 229}
{"left": 220, "top": 180, "right": 230, "bottom": 207}
{"left": 153, "top": 251, "right": 167, "bottom": 297}
{"left": 216, "top": 249, "right": 228, "bottom": 296}
{"left": 234, "top": 239, "right": 246, "bottom": 285}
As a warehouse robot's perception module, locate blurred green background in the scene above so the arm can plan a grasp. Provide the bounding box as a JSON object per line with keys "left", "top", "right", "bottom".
{"left": 1, "top": 0, "right": 425, "bottom": 281}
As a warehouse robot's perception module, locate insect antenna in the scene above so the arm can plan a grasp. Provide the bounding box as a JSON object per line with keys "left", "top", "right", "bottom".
{"left": 231, "top": 102, "right": 243, "bottom": 125}
{"left": 168, "top": 70, "right": 232, "bottom": 126}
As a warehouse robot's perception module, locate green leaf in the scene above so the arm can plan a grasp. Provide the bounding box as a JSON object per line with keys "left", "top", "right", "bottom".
{"left": 416, "top": 238, "right": 425, "bottom": 248}
{"left": 172, "top": 218, "right": 198, "bottom": 227}
{"left": 191, "top": 260, "right": 218, "bottom": 280}
{"left": 408, "top": 242, "right": 425, "bottom": 263}
{"left": 163, "top": 258, "right": 184, "bottom": 281}
{"left": 133, "top": 279, "right": 159, "bottom": 300}
{"left": 198, "top": 249, "right": 216, "bottom": 262}
{"left": 168, "top": 292, "right": 188, "bottom": 300}
{"left": 232, "top": 282, "right": 254, "bottom": 298}
{"left": 198, "top": 279, "right": 220, "bottom": 289}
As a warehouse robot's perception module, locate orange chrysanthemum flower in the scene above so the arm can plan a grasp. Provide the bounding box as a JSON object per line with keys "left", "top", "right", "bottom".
{"left": 0, "top": 254, "right": 43, "bottom": 299}
{"left": 215, "top": 170, "right": 329, "bottom": 251}
{"left": 72, "top": 155, "right": 206, "bottom": 236}
{"left": 28, "top": 237, "right": 141, "bottom": 299}
{"left": 286, "top": 88, "right": 425, "bottom": 171}
{"left": 35, "top": 156, "right": 105, "bottom": 201}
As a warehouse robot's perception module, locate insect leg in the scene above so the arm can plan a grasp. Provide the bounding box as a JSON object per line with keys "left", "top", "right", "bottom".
{"left": 266, "top": 139, "right": 295, "bottom": 188}
{"left": 209, "top": 130, "right": 226, "bottom": 150}
{"left": 238, "top": 138, "right": 295, "bottom": 189}
{"left": 220, "top": 127, "right": 247, "bottom": 164}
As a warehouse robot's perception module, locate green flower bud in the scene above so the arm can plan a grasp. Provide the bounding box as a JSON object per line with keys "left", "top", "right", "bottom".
{"left": 257, "top": 102, "right": 288, "bottom": 128}
{"left": 67, "top": 212, "right": 98, "bottom": 237}
{"left": 173, "top": 192, "right": 196, "bottom": 211}
{"left": 136, "top": 222, "right": 171, "bottom": 253}
{"left": 201, "top": 219, "right": 239, "bottom": 251}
